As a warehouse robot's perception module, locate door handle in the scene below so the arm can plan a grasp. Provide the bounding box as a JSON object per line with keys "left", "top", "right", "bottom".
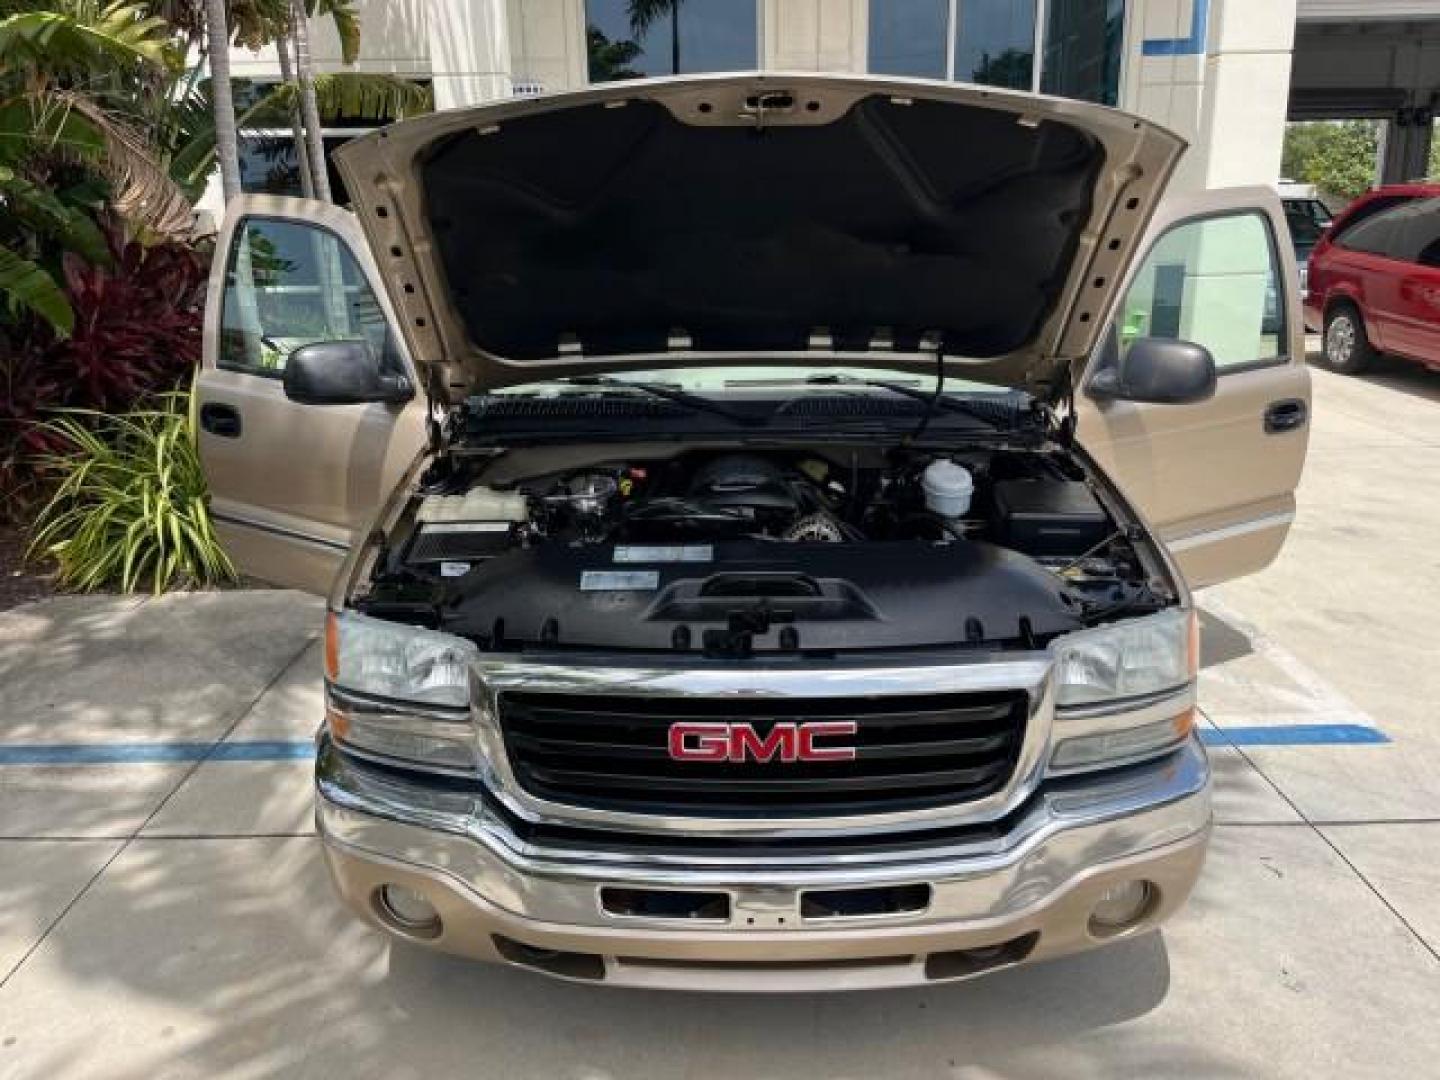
{"left": 199, "top": 402, "right": 242, "bottom": 438}
{"left": 1264, "top": 398, "right": 1308, "bottom": 434}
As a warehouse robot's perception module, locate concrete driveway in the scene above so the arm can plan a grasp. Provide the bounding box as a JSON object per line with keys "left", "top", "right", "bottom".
{"left": 1, "top": 360, "right": 1438, "bottom": 1079}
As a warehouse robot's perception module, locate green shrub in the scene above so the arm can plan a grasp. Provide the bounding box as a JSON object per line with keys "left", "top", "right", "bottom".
{"left": 28, "top": 394, "right": 236, "bottom": 593}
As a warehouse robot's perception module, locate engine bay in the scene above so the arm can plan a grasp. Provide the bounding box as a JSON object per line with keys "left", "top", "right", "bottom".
{"left": 356, "top": 442, "right": 1170, "bottom": 657}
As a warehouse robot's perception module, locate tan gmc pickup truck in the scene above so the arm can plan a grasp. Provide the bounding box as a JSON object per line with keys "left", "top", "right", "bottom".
{"left": 195, "top": 74, "right": 1310, "bottom": 991}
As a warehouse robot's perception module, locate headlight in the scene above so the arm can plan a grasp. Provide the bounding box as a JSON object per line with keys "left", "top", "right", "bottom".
{"left": 1052, "top": 608, "right": 1194, "bottom": 707}
{"left": 323, "top": 612, "right": 480, "bottom": 773}
{"left": 325, "top": 610, "right": 478, "bottom": 707}
{"left": 1048, "top": 609, "right": 1198, "bottom": 774}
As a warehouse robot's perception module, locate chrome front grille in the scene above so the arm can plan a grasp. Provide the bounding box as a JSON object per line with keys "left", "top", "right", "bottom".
{"left": 495, "top": 690, "right": 1028, "bottom": 818}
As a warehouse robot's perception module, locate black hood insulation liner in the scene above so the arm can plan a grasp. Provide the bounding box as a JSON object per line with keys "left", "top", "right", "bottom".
{"left": 420, "top": 95, "right": 1104, "bottom": 363}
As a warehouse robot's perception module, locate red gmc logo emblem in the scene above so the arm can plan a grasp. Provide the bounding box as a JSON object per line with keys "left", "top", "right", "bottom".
{"left": 667, "top": 721, "right": 858, "bottom": 763}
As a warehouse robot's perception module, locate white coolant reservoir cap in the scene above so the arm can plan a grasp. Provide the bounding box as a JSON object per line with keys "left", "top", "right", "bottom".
{"left": 922, "top": 460, "right": 973, "bottom": 519}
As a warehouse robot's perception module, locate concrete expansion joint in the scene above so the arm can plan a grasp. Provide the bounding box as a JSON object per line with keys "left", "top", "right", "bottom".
{"left": 0, "top": 633, "right": 320, "bottom": 991}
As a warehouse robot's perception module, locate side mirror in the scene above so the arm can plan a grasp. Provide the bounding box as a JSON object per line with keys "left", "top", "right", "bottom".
{"left": 282, "top": 340, "right": 412, "bottom": 406}
{"left": 1088, "top": 337, "right": 1217, "bottom": 405}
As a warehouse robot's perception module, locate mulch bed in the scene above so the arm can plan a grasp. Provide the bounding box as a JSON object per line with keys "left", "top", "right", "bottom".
{"left": 0, "top": 525, "right": 57, "bottom": 613}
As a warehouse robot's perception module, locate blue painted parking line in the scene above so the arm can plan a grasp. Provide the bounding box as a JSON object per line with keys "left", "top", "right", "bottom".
{"left": 0, "top": 726, "right": 1389, "bottom": 764}
{"left": 0, "top": 740, "right": 317, "bottom": 765}
{"left": 1201, "top": 724, "right": 1389, "bottom": 747}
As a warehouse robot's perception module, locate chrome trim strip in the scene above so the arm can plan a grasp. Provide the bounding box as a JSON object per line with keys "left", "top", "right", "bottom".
{"left": 466, "top": 654, "right": 1057, "bottom": 837}
{"left": 1165, "top": 511, "right": 1295, "bottom": 553}
{"left": 212, "top": 510, "right": 351, "bottom": 553}
{"left": 316, "top": 738, "right": 1211, "bottom": 892}
{"left": 328, "top": 683, "right": 470, "bottom": 725}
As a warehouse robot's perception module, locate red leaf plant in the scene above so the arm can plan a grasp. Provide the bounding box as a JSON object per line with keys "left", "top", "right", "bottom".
{"left": 1, "top": 220, "right": 208, "bottom": 520}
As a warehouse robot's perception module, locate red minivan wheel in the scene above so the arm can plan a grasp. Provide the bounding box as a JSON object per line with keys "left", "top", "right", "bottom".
{"left": 1323, "top": 304, "right": 1376, "bottom": 375}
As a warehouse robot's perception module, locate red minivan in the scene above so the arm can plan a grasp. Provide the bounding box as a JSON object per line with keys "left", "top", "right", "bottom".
{"left": 1304, "top": 182, "right": 1440, "bottom": 374}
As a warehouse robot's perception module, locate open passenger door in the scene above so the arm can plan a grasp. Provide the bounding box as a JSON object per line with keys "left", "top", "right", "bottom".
{"left": 195, "top": 196, "right": 427, "bottom": 594}
{"left": 1075, "top": 187, "right": 1312, "bottom": 589}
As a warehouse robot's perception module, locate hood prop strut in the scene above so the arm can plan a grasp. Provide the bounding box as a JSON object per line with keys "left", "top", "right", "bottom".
{"left": 907, "top": 337, "right": 946, "bottom": 443}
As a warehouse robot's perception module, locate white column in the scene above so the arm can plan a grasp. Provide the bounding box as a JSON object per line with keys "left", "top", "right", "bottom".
{"left": 427, "top": 0, "right": 513, "bottom": 109}
{"left": 506, "top": 0, "right": 586, "bottom": 94}
{"left": 1123, "top": 0, "right": 1297, "bottom": 192}
{"left": 1194, "top": 0, "right": 1297, "bottom": 189}
{"left": 1124, "top": 0, "right": 1212, "bottom": 190}
{"left": 762, "top": 0, "right": 867, "bottom": 72}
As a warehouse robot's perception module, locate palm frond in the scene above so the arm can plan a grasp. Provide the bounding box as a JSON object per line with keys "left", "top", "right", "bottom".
{"left": 0, "top": 164, "right": 111, "bottom": 264}
{"left": 278, "top": 71, "right": 432, "bottom": 121}
{"left": 0, "top": 94, "right": 105, "bottom": 168}
{"left": 53, "top": 90, "right": 194, "bottom": 238}
{"left": 628, "top": 0, "right": 678, "bottom": 37}
{"left": 0, "top": 1, "right": 178, "bottom": 80}
{"left": 0, "top": 244, "right": 74, "bottom": 335}
{"left": 167, "top": 73, "right": 431, "bottom": 193}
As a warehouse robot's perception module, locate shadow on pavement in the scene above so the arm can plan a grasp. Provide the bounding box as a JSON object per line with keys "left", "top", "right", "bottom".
{"left": 372, "top": 927, "right": 1193, "bottom": 1079}
{"left": 1198, "top": 608, "right": 1254, "bottom": 670}
{"left": 0, "top": 829, "right": 1257, "bottom": 1080}
{"left": 1306, "top": 353, "right": 1440, "bottom": 405}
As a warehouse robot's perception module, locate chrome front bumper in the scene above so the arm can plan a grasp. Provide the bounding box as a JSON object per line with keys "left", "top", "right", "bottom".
{"left": 316, "top": 736, "right": 1212, "bottom": 991}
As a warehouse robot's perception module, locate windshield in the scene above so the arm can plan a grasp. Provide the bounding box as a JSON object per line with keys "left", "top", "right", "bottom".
{"left": 1284, "top": 198, "right": 1332, "bottom": 245}
{"left": 497, "top": 366, "right": 1017, "bottom": 397}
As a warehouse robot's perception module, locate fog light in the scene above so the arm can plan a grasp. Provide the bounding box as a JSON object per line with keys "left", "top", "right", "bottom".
{"left": 377, "top": 884, "right": 442, "bottom": 938}
{"left": 1088, "top": 880, "right": 1155, "bottom": 935}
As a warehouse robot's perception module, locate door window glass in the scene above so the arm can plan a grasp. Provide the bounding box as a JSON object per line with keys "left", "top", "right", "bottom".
{"left": 1117, "top": 213, "right": 1286, "bottom": 371}
{"left": 585, "top": 0, "right": 756, "bottom": 80}
{"left": 219, "top": 218, "right": 401, "bottom": 378}
{"left": 955, "top": 0, "right": 1036, "bottom": 90}
{"left": 1283, "top": 198, "right": 1331, "bottom": 247}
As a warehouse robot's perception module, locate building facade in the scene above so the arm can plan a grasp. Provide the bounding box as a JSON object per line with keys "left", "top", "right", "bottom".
{"left": 207, "top": 0, "right": 1299, "bottom": 214}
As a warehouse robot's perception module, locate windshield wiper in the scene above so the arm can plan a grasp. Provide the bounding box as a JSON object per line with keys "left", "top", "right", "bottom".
{"left": 553, "top": 375, "right": 762, "bottom": 426}
{"left": 800, "top": 373, "right": 1011, "bottom": 430}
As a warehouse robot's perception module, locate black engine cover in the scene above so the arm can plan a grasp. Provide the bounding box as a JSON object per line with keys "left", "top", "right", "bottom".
{"left": 443, "top": 539, "right": 1080, "bottom": 653}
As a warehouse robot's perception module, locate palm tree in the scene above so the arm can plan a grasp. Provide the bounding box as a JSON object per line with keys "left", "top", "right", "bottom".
{"left": 273, "top": 27, "right": 313, "bottom": 196}
{"left": 289, "top": 0, "right": 329, "bottom": 201}
{"left": 202, "top": 0, "right": 241, "bottom": 202}
{"left": 629, "top": 0, "right": 682, "bottom": 75}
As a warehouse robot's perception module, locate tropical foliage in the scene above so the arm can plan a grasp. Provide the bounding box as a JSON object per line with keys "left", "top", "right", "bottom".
{"left": 1, "top": 218, "right": 207, "bottom": 517}
{"left": 28, "top": 395, "right": 236, "bottom": 593}
{"left": 1, "top": 0, "right": 429, "bottom": 530}
{"left": 0, "top": 1, "right": 191, "bottom": 332}
{"left": 1282, "top": 121, "right": 1383, "bottom": 202}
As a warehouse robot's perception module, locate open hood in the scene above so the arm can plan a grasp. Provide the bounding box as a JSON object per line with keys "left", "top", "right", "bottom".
{"left": 334, "top": 74, "right": 1185, "bottom": 397}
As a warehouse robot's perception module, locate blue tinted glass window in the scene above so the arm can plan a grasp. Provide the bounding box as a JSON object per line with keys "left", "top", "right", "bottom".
{"left": 869, "top": 0, "right": 948, "bottom": 79}
{"left": 955, "top": 0, "right": 1035, "bottom": 90}
{"left": 1041, "top": 0, "right": 1125, "bottom": 106}
{"left": 586, "top": 0, "right": 756, "bottom": 81}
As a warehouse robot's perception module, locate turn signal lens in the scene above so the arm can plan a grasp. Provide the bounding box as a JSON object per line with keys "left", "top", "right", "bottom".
{"left": 324, "top": 611, "right": 340, "bottom": 682}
